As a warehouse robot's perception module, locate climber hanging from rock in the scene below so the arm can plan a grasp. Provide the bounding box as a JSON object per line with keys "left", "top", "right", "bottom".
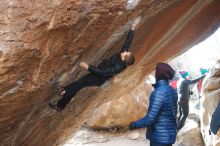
{"left": 49, "top": 21, "right": 139, "bottom": 111}
{"left": 177, "top": 70, "right": 207, "bottom": 130}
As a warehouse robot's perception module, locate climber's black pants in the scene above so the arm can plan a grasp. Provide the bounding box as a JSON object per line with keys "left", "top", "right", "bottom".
{"left": 150, "top": 141, "right": 172, "bottom": 146}
{"left": 57, "top": 73, "right": 110, "bottom": 109}
{"left": 177, "top": 101, "right": 189, "bottom": 130}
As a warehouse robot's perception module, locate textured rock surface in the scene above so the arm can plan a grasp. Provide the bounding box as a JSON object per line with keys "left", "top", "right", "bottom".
{"left": 86, "top": 81, "right": 152, "bottom": 129}
{"left": 176, "top": 105, "right": 204, "bottom": 146}
{"left": 1, "top": 0, "right": 220, "bottom": 146}
{"left": 175, "top": 119, "right": 204, "bottom": 146}
{"left": 200, "top": 61, "right": 220, "bottom": 146}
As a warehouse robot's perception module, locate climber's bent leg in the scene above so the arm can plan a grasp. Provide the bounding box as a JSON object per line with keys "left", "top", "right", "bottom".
{"left": 56, "top": 73, "right": 105, "bottom": 110}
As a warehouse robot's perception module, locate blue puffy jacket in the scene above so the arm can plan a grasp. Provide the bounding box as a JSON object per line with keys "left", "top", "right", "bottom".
{"left": 132, "top": 80, "right": 178, "bottom": 144}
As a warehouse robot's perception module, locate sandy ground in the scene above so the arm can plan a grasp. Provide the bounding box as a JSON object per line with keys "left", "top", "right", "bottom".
{"left": 64, "top": 128, "right": 149, "bottom": 146}
{"left": 68, "top": 138, "right": 149, "bottom": 146}
{"left": 66, "top": 137, "right": 148, "bottom": 146}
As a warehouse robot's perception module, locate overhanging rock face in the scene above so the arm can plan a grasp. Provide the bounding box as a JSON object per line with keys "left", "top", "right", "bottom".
{"left": 200, "top": 61, "right": 220, "bottom": 146}
{"left": 0, "top": 0, "right": 220, "bottom": 146}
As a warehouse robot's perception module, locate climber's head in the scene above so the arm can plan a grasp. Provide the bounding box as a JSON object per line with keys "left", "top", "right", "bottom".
{"left": 121, "top": 51, "right": 135, "bottom": 66}
{"left": 179, "top": 70, "right": 190, "bottom": 79}
{"left": 200, "top": 68, "right": 208, "bottom": 75}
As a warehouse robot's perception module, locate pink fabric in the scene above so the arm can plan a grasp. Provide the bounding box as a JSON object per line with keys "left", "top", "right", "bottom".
{"left": 170, "top": 80, "right": 178, "bottom": 90}
{"left": 197, "top": 80, "right": 203, "bottom": 93}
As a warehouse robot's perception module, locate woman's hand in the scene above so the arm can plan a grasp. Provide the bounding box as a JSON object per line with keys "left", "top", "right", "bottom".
{"left": 129, "top": 122, "right": 135, "bottom": 131}
{"left": 79, "top": 61, "right": 89, "bottom": 70}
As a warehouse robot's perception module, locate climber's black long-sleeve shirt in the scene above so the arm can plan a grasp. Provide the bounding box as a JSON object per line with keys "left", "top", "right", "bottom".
{"left": 88, "top": 30, "right": 134, "bottom": 77}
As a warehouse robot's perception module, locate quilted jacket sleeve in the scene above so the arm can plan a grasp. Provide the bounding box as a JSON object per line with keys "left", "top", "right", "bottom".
{"left": 132, "top": 90, "right": 164, "bottom": 128}
{"left": 88, "top": 64, "right": 125, "bottom": 76}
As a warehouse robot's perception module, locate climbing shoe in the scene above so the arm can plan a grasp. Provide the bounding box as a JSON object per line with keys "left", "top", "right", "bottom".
{"left": 49, "top": 103, "right": 62, "bottom": 112}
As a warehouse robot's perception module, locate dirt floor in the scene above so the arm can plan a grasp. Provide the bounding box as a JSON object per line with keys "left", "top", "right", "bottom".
{"left": 64, "top": 128, "right": 148, "bottom": 146}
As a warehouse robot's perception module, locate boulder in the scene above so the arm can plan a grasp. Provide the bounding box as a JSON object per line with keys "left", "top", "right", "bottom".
{"left": 86, "top": 81, "right": 152, "bottom": 129}
{"left": 175, "top": 119, "right": 204, "bottom": 146}
{"left": 200, "top": 61, "right": 220, "bottom": 146}
{"left": 0, "top": 0, "right": 220, "bottom": 145}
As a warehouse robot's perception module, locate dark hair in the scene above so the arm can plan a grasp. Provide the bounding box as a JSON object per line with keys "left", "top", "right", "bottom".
{"left": 155, "top": 63, "right": 175, "bottom": 82}
{"left": 124, "top": 54, "right": 135, "bottom": 65}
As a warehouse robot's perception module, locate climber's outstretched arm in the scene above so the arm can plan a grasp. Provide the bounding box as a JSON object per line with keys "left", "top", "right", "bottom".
{"left": 186, "top": 75, "right": 206, "bottom": 85}
{"left": 120, "top": 21, "right": 139, "bottom": 52}
{"left": 120, "top": 29, "right": 134, "bottom": 52}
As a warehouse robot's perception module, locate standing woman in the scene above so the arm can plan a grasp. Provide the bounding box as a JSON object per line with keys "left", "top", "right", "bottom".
{"left": 129, "top": 63, "right": 178, "bottom": 146}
